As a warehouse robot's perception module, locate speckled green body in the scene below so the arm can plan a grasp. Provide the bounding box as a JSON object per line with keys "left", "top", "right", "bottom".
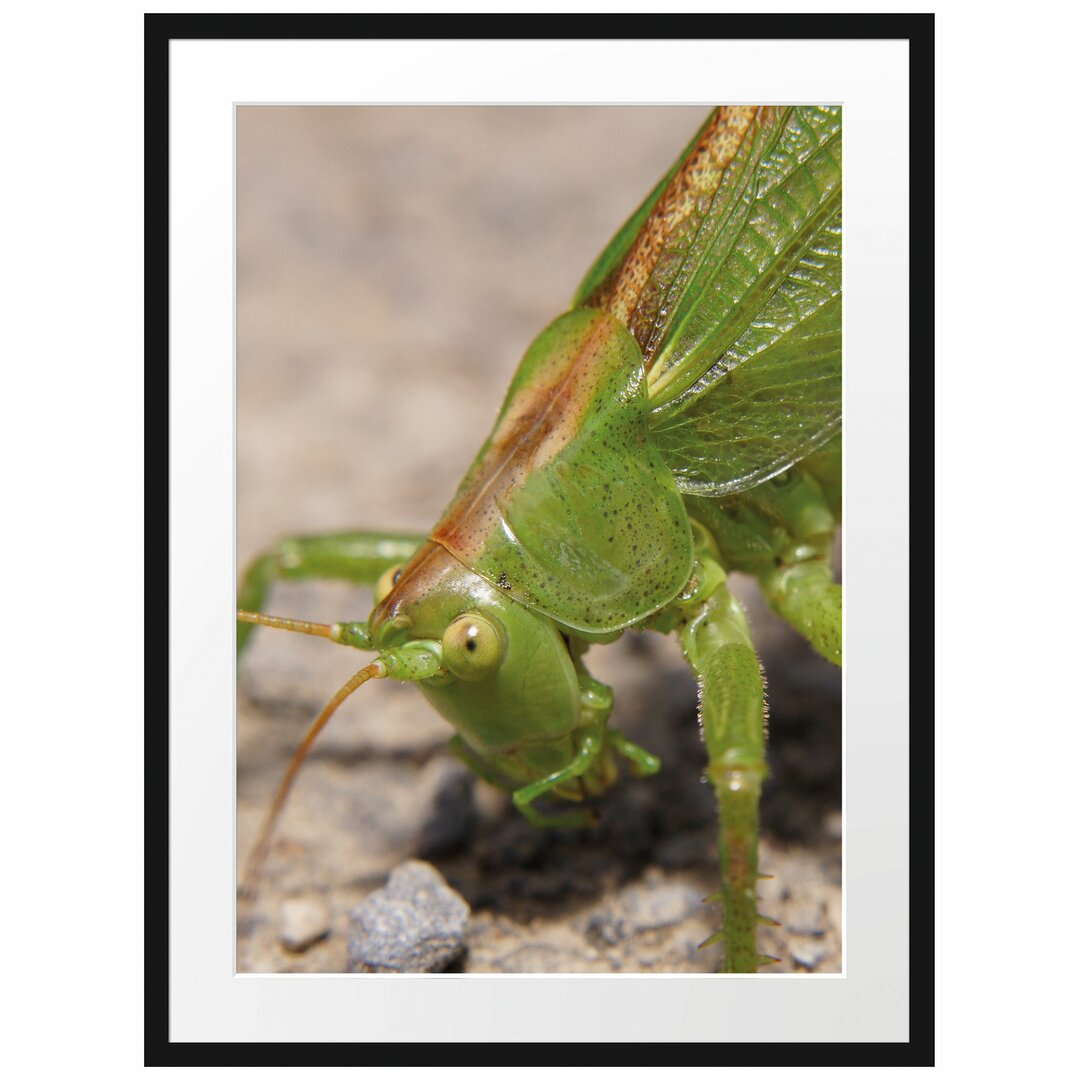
{"left": 431, "top": 309, "right": 693, "bottom": 632}
{"left": 238, "top": 106, "right": 842, "bottom": 972}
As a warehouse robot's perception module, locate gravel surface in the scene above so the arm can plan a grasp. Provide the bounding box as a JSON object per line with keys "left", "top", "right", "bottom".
{"left": 236, "top": 107, "right": 842, "bottom": 976}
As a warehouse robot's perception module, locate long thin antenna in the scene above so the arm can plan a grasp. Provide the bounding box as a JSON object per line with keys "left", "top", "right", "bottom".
{"left": 237, "top": 608, "right": 372, "bottom": 650}
{"left": 239, "top": 659, "right": 386, "bottom": 905}
{"left": 237, "top": 609, "right": 338, "bottom": 640}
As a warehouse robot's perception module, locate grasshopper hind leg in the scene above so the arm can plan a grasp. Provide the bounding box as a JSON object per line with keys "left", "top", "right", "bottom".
{"left": 669, "top": 555, "right": 774, "bottom": 973}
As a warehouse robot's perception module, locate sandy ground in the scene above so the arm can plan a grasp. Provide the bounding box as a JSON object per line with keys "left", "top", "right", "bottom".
{"left": 236, "top": 107, "right": 842, "bottom": 975}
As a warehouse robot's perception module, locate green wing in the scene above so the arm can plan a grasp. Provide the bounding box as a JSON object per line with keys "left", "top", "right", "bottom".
{"left": 576, "top": 106, "right": 842, "bottom": 497}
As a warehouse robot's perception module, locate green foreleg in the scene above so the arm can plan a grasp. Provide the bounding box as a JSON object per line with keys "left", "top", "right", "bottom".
{"left": 760, "top": 553, "right": 842, "bottom": 666}
{"left": 607, "top": 730, "right": 661, "bottom": 778}
{"left": 237, "top": 530, "right": 425, "bottom": 653}
{"left": 511, "top": 725, "right": 604, "bottom": 828}
{"left": 677, "top": 575, "right": 770, "bottom": 973}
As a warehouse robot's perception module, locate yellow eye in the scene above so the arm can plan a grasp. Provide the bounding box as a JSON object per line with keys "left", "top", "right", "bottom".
{"left": 442, "top": 612, "right": 504, "bottom": 681}
{"left": 373, "top": 564, "right": 404, "bottom": 606}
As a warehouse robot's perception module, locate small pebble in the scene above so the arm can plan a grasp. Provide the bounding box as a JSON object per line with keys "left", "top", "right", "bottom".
{"left": 347, "top": 860, "right": 470, "bottom": 974}
{"left": 791, "top": 942, "right": 828, "bottom": 971}
{"left": 278, "top": 895, "right": 330, "bottom": 953}
{"left": 584, "top": 911, "right": 626, "bottom": 947}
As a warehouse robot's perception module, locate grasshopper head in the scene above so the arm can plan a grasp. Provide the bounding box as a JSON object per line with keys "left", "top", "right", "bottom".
{"left": 369, "top": 541, "right": 592, "bottom": 793}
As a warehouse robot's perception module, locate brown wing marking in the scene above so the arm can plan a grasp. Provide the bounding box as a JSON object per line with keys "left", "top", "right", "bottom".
{"left": 578, "top": 106, "right": 773, "bottom": 369}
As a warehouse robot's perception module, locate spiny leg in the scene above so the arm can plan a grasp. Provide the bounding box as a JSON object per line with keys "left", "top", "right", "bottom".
{"left": 676, "top": 564, "right": 771, "bottom": 973}
{"left": 238, "top": 529, "right": 425, "bottom": 653}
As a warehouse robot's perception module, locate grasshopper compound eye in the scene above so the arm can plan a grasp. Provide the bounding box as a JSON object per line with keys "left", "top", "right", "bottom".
{"left": 442, "top": 612, "right": 505, "bottom": 681}
{"left": 373, "top": 563, "right": 404, "bottom": 606}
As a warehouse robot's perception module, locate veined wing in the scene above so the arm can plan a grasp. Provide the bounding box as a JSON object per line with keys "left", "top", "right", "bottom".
{"left": 575, "top": 106, "right": 842, "bottom": 496}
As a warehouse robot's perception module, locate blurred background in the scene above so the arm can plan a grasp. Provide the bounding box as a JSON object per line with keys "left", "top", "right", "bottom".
{"left": 236, "top": 107, "right": 841, "bottom": 974}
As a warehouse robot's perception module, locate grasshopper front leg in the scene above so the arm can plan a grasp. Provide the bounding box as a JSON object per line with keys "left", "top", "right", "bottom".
{"left": 237, "top": 529, "right": 425, "bottom": 653}
{"left": 672, "top": 559, "right": 771, "bottom": 973}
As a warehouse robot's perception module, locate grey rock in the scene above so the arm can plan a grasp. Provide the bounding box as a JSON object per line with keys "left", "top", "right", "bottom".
{"left": 347, "top": 860, "right": 470, "bottom": 973}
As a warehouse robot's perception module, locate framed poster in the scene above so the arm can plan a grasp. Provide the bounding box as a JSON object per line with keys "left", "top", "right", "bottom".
{"left": 152, "top": 13, "right": 929, "bottom": 1062}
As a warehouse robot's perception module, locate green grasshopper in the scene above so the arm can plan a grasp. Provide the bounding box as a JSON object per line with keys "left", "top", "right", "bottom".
{"left": 238, "top": 106, "right": 841, "bottom": 973}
